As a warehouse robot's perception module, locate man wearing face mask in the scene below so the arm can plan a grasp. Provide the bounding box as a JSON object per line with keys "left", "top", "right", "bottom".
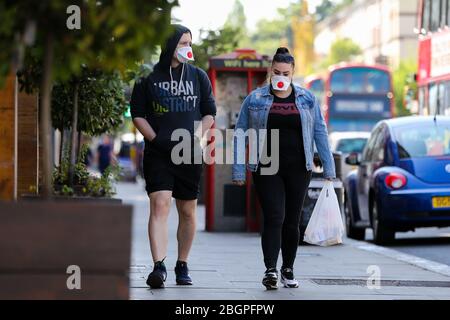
{"left": 232, "top": 47, "right": 336, "bottom": 290}
{"left": 130, "top": 24, "right": 216, "bottom": 289}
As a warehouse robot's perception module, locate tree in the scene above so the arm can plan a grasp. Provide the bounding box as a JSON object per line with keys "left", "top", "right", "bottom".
{"left": 291, "top": 1, "right": 315, "bottom": 76}
{"left": 0, "top": 0, "right": 176, "bottom": 197}
{"left": 322, "top": 38, "right": 362, "bottom": 67}
{"left": 393, "top": 59, "right": 417, "bottom": 117}
{"left": 315, "top": 0, "right": 334, "bottom": 22}
{"left": 314, "top": 0, "right": 355, "bottom": 22}
{"left": 192, "top": 27, "right": 241, "bottom": 71}
{"left": 223, "top": 0, "right": 249, "bottom": 48}
{"left": 250, "top": 2, "right": 304, "bottom": 57}
{"left": 250, "top": 18, "right": 290, "bottom": 56}
{"left": 52, "top": 67, "right": 127, "bottom": 185}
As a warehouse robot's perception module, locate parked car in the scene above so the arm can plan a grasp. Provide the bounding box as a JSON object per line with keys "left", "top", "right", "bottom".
{"left": 343, "top": 116, "right": 450, "bottom": 245}
{"left": 329, "top": 131, "right": 371, "bottom": 179}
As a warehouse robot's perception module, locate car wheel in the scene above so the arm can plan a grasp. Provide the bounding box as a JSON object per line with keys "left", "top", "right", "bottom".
{"left": 344, "top": 194, "right": 365, "bottom": 240}
{"left": 371, "top": 198, "right": 395, "bottom": 245}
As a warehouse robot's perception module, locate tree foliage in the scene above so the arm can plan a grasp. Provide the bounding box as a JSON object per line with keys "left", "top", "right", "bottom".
{"left": 392, "top": 59, "right": 417, "bottom": 117}
{"left": 52, "top": 67, "right": 127, "bottom": 136}
{"left": 223, "top": 0, "right": 249, "bottom": 48}
{"left": 0, "top": 0, "right": 177, "bottom": 86}
{"left": 319, "top": 38, "right": 362, "bottom": 69}
{"left": 192, "top": 27, "right": 241, "bottom": 71}
{"left": 0, "top": 0, "right": 177, "bottom": 196}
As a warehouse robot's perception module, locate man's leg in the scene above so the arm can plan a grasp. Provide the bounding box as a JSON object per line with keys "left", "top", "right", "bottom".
{"left": 175, "top": 199, "right": 197, "bottom": 262}
{"left": 149, "top": 190, "right": 173, "bottom": 262}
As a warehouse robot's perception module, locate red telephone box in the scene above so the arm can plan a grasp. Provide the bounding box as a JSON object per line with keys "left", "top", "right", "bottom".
{"left": 205, "top": 49, "right": 270, "bottom": 232}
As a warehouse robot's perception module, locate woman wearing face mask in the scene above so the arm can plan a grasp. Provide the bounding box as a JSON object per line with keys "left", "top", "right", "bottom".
{"left": 232, "top": 47, "right": 336, "bottom": 290}
{"left": 130, "top": 24, "right": 216, "bottom": 289}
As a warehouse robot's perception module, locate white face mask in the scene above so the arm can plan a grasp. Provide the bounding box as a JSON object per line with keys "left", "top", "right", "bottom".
{"left": 176, "top": 46, "right": 194, "bottom": 63}
{"left": 271, "top": 75, "right": 291, "bottom": 91}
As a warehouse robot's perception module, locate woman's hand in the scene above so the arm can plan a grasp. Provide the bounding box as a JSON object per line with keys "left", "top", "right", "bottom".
{"left": 232, "top": 180, "right": 246, "bottom": 186}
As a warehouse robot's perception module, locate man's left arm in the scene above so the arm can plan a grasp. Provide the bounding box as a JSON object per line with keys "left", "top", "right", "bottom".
{"left": 196, "top": 68, "right": 216, "bottom": 143}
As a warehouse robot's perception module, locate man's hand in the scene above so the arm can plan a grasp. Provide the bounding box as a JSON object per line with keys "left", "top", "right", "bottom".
{"left": 132, "top": 117, "right": 157, "bottom": 142}
{"left": 232, "top": 180, "right": 246, "bottom": 186}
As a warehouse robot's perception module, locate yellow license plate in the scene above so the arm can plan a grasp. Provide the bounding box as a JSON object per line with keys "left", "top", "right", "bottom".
{"left": 432, "top": 197, "right": 450, "bottom": 209}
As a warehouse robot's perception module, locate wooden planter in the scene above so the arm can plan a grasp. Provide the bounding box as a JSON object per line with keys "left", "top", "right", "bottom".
{"left": 0, "top": 200, "right": 132, "bottom": 300}
{"left": 20, "top": 193, "right": 123, "bottom": 204}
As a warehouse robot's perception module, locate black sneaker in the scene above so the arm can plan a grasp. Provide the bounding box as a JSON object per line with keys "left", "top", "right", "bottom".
{"left": 280, "top": 267, "right": 299, "bottom": 288}
{"left": 146, "top": 260, "right": 167, "bottom": 289}
{"left": 262, "top": 268, "right": 278, "bottom": 290}
{"left": 175, "top": 260, "right": 193, "bottom": 285}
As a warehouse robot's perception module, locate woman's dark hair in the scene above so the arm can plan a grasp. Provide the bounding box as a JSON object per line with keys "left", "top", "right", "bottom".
{"left": 272, "top": 47, "right": 295, "bottom": 67}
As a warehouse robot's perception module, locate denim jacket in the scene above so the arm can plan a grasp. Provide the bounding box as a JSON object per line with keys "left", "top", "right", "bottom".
{"left": 232, "top": 84, "right": 336, "bottom": 181}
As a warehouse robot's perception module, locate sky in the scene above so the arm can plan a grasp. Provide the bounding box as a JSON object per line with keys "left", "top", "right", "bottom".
{"left": 172, "top": 0, "right": 323, "bottom": 43}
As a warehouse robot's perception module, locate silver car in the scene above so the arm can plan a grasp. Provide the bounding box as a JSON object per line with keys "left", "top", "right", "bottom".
{"left": 329, "top": 132, "right": 371, "bottom": 179}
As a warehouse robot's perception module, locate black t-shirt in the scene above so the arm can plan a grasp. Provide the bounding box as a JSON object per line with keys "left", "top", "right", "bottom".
{"left": 263, "top": 86, "right": 305, "bottom": 165}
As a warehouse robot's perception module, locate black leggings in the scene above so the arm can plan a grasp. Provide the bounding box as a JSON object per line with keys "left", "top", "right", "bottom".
{"left": 252, "top": 159, "right": 312, "bottom": 270}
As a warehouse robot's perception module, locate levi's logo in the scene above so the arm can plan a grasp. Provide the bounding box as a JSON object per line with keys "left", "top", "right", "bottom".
{"left": 270, "top": 102, "right": 299, "bottom": 115}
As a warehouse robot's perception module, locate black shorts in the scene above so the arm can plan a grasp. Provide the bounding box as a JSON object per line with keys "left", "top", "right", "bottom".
{"left": 143, "top": 148, "right": 203, "bottom": 201}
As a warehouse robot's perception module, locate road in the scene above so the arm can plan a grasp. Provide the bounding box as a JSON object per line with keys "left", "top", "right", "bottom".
{"left": 365, "top": 227, "right": 450, "bottom": 266}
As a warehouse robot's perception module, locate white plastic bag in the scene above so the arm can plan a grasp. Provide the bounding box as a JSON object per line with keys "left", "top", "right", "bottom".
{"left": 304, "top": 181, "right": 344, "bottom": 246}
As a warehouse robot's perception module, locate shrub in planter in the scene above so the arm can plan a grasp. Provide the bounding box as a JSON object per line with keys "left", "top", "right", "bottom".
{"left": 52, "top": 144, "right": 120, "bottom": 199}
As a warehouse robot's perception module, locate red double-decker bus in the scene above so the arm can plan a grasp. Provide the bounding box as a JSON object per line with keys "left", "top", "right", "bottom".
{"left": 417, "top": 0, "right": 450, "bottom": 116}
{"left": 305, "top": 63, "right": 395, "bottom": 133}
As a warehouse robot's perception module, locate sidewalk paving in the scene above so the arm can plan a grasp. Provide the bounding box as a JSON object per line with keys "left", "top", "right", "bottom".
{"left": 117, "top": 181, "right": 450, "bottom": 300}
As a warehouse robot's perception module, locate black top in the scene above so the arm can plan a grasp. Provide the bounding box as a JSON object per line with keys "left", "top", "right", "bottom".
{"left": 263, "top": 86, "right": 305, "bottom": 165}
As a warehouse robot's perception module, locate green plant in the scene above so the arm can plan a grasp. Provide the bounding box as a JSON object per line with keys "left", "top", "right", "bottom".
{"left": 393, "top": 59, "right": 417, "bottom": 117}
{"left": 50, "top": 67, "right": 127, "bottom": 187}
{"left": 86, "top": 164, "right": 120, "bottom": 198}
{"left": 61, "top": 185, "right": 74, "bottom": 197}
{"left": 52, "top": 143, "right": 120, "bottom": 198}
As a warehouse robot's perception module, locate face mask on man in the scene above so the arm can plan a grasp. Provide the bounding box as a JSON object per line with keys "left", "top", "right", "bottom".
{"left": 176, "top": 46, "right": 195, "bottom": 63}
{"left": 271, "top": 75, "right": 291, "bottom": 91}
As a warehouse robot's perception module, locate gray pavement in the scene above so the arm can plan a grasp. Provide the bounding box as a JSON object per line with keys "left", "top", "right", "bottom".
{"left": 116, "top": 180, "right": 450, "bottom": 300}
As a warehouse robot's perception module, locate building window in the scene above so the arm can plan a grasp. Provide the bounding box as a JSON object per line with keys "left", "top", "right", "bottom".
{"left": 429, "top": 83, "right": 438, "bottom": 115}
{"left": 438, "top": 82, "right": 446, "bottom": 115}
{"left": 447, "top": 0, "right": 450, "bottom": 27}
{"left": 440, "top": 0, "right": 447, "bottom": 28}
{"left": 418, "top": 86, "right": 427, "bottom": 115}
{"left": 444, "top": 81, "right": 450, "bottom": 116}
{"left": 422, "top": 0, "right": 431, "bottom": 32}
{"left": 430, "top": 0, "right": 441, "bottom": 32}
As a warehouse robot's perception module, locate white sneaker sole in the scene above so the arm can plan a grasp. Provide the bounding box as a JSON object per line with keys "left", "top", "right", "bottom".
{"left": 281, "top": 275, "right": 299, "bottom": 288}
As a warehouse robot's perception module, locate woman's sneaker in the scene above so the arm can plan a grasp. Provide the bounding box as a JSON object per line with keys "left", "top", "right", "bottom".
{"left": 280, "top": 267, "right": 299, "bottom": 288}
{"left": 175, "top": 261, "right": 193, "bottom": 285}
{"left": 146, "top": 260, "right": 167, "bottom": 289}
{"left": 262, "top": 268, "right": 278, "bottom": 290}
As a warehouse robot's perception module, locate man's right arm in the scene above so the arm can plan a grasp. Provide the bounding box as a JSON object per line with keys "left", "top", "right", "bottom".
{"left": 132, "top": 118, "right": 156, "bottom": 142}
{"left": 130, "top": 78, "right": 157, "bottom": 142}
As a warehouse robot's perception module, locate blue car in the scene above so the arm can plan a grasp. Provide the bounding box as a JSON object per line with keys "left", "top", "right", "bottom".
{"left": 343, "top": 116, "right": 450, "bottom": 245}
